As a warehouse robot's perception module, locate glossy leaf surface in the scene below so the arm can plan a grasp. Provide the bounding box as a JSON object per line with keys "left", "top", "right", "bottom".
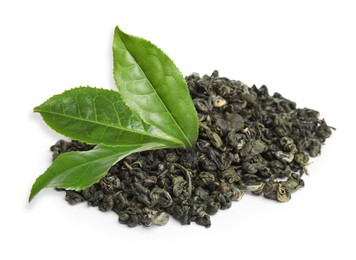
{"left": 113, "top": 26, "right": 198, "bottom": 149}
{"left": 29, "top": 143, "right": 163, "bottom": 201}
{"left": 34, "top": 87, "right": 181, "bottom": 147}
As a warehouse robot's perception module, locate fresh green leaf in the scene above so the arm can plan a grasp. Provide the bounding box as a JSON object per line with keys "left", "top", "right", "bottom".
{"left": 113, "top": 26, "right": 198, "bottom": 149}
{"left": 29, "top": 143, "right": 164, "bottom": 202}
{"left": 34, "top": 87, "right": 182, "bottom": 147}
{"left": 30, "top": 26, "right": 200, "bottom": 203}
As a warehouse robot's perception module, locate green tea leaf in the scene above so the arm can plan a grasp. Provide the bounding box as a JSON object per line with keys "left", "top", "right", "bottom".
{"left": 113, "top": 26, "right": 198, "bottom": 149}
{"left": 29, "top": 143, "right": 163, "bottom": 202}
{"left": 34, "top": 87, "right": 181, "bottom": 147}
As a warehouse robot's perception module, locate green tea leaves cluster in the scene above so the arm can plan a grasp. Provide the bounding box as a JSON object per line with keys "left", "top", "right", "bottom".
{"left": 29, "top": 27, "right": 198, "bottom": 202}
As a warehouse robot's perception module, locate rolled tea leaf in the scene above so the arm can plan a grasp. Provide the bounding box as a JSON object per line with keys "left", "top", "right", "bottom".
{"left": 34, "top": 87, "right": 181, "bottom": 147}
{"left": 29, "top": 143, "right": 164, "bottom": 202}
{"left": 113, "top": 26, "right": 198, "bottom": 149}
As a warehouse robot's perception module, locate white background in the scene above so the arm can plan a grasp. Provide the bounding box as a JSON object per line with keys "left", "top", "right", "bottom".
{"left": 0, "top": 0, "right": 355, "bottom": 259}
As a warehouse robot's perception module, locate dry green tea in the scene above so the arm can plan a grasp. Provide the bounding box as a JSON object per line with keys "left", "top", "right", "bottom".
{"left": 53, "top": 71, "right": 333, "bottom": 227}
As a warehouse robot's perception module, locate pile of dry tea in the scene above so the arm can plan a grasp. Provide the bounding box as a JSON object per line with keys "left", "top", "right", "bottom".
{"left": 52, "top": 71, "right": 333, "bottom": 227}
